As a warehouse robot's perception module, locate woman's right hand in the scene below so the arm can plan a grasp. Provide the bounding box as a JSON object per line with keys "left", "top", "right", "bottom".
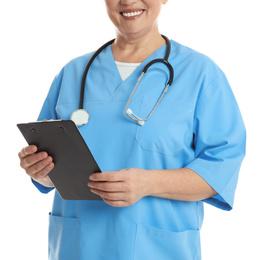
{"left": 18, "top": 145, "right": 55, "bottom": 187}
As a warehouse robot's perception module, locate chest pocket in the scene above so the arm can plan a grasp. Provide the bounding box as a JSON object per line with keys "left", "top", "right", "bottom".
{"left": 135, "top": 97, "right": 193, "bottom": 156}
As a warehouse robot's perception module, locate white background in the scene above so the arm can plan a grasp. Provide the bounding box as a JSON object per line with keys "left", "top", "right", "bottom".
{"left": 0, "top": 0, "right": 261, "bottom": 259}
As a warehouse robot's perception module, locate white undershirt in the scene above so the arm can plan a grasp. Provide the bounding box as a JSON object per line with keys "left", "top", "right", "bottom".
{"left": 115, "top": 61, "right": 141, "bottom": 81}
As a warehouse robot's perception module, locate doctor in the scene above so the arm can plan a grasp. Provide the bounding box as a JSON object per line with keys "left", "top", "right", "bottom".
{"left": 18, "top": 0, "right": 246, "bottom": 259}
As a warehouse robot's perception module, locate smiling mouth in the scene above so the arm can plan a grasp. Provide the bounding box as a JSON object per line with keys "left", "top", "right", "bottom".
{"left": 120, "top": 10, "right": 145, "bottom": 18}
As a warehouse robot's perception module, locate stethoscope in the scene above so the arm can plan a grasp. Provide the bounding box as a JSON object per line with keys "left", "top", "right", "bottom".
{"left": 70, "top": 35, "right": 174, "bottom": 127}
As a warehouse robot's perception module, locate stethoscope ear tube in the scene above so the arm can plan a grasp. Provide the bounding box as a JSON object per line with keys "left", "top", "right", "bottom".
{"left": 125, "top": 69, "right": 171, "bottom": 126}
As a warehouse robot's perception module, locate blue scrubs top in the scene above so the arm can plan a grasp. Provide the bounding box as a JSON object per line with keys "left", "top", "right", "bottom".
{"left": 33, "top": 40, "right": 246, "bottom": 260}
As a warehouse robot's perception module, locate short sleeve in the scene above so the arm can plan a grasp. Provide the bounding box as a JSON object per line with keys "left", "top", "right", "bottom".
{"left": 31, "top": 71, "right": 64, "bottom": 194}
{"left": 185, "top": 70, "right": 246, "bottom": 211}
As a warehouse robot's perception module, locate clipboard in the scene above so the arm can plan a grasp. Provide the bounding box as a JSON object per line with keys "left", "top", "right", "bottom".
{"left": 17, "top": 120, "right": 102, "bottom": 200}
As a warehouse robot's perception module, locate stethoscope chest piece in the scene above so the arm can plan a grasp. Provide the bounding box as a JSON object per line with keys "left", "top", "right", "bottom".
{"left": 70, "top": 109, "right": 90, "bottom": 126}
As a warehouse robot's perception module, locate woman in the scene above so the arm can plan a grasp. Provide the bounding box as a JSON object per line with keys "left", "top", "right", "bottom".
{"left": 18, "top": 0, "right": 246, "bottom": 259}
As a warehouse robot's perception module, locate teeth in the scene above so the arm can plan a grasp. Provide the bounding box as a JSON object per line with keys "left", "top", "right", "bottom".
{"left": 122, "top": 10, "right": 143, "bottom": 17}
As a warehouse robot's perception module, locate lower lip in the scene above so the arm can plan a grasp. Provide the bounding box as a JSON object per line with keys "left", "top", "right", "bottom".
{"left": 121, "top": 11, "right": 144, "bottom": 21}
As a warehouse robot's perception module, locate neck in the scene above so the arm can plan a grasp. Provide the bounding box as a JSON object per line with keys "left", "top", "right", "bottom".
{"left": 111, "top": 30, "right": 165, "bottom": 63}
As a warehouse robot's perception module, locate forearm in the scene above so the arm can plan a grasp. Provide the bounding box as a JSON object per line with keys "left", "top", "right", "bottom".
{"left": 147, "top": 168, "right": 217, "bottom": 202}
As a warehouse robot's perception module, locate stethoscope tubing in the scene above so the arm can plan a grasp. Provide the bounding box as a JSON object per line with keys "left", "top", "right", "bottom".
{"left": 72, "top": 35, "right": 174, "bottom": 126}
{"left": 79, "top": 35, "right": 173, "bottom": 110}
{"left": 79, "top": 39, "right": 115, "bottom": 109}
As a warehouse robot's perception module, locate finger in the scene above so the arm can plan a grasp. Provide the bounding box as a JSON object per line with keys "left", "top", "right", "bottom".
{"left": 26, "top": 156, "right": 53, "bottom": 177}
{"left": 88, "top": 181, "right": 124, "bottom": 192}
{"left": 90, "top": 189, "right": 126, "bottom": 201}
{"left": 21, "top": 152, "right": 49, "bottom": 168}
{"left": 33, "top": 162, "right": 55, "bottom": 180}
{"left": 89, "top": 171, "right": 124, "bottom": 182}
{"left": 102, "top": 198, "right": 130, "bottom": 208}
{"left": 18, "top": 145, "right": 37, "bottom": 159}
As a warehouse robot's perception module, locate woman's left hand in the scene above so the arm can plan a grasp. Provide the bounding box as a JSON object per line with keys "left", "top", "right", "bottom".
{"left": 88, "top": 168, "right": 151, "bottom": 207}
